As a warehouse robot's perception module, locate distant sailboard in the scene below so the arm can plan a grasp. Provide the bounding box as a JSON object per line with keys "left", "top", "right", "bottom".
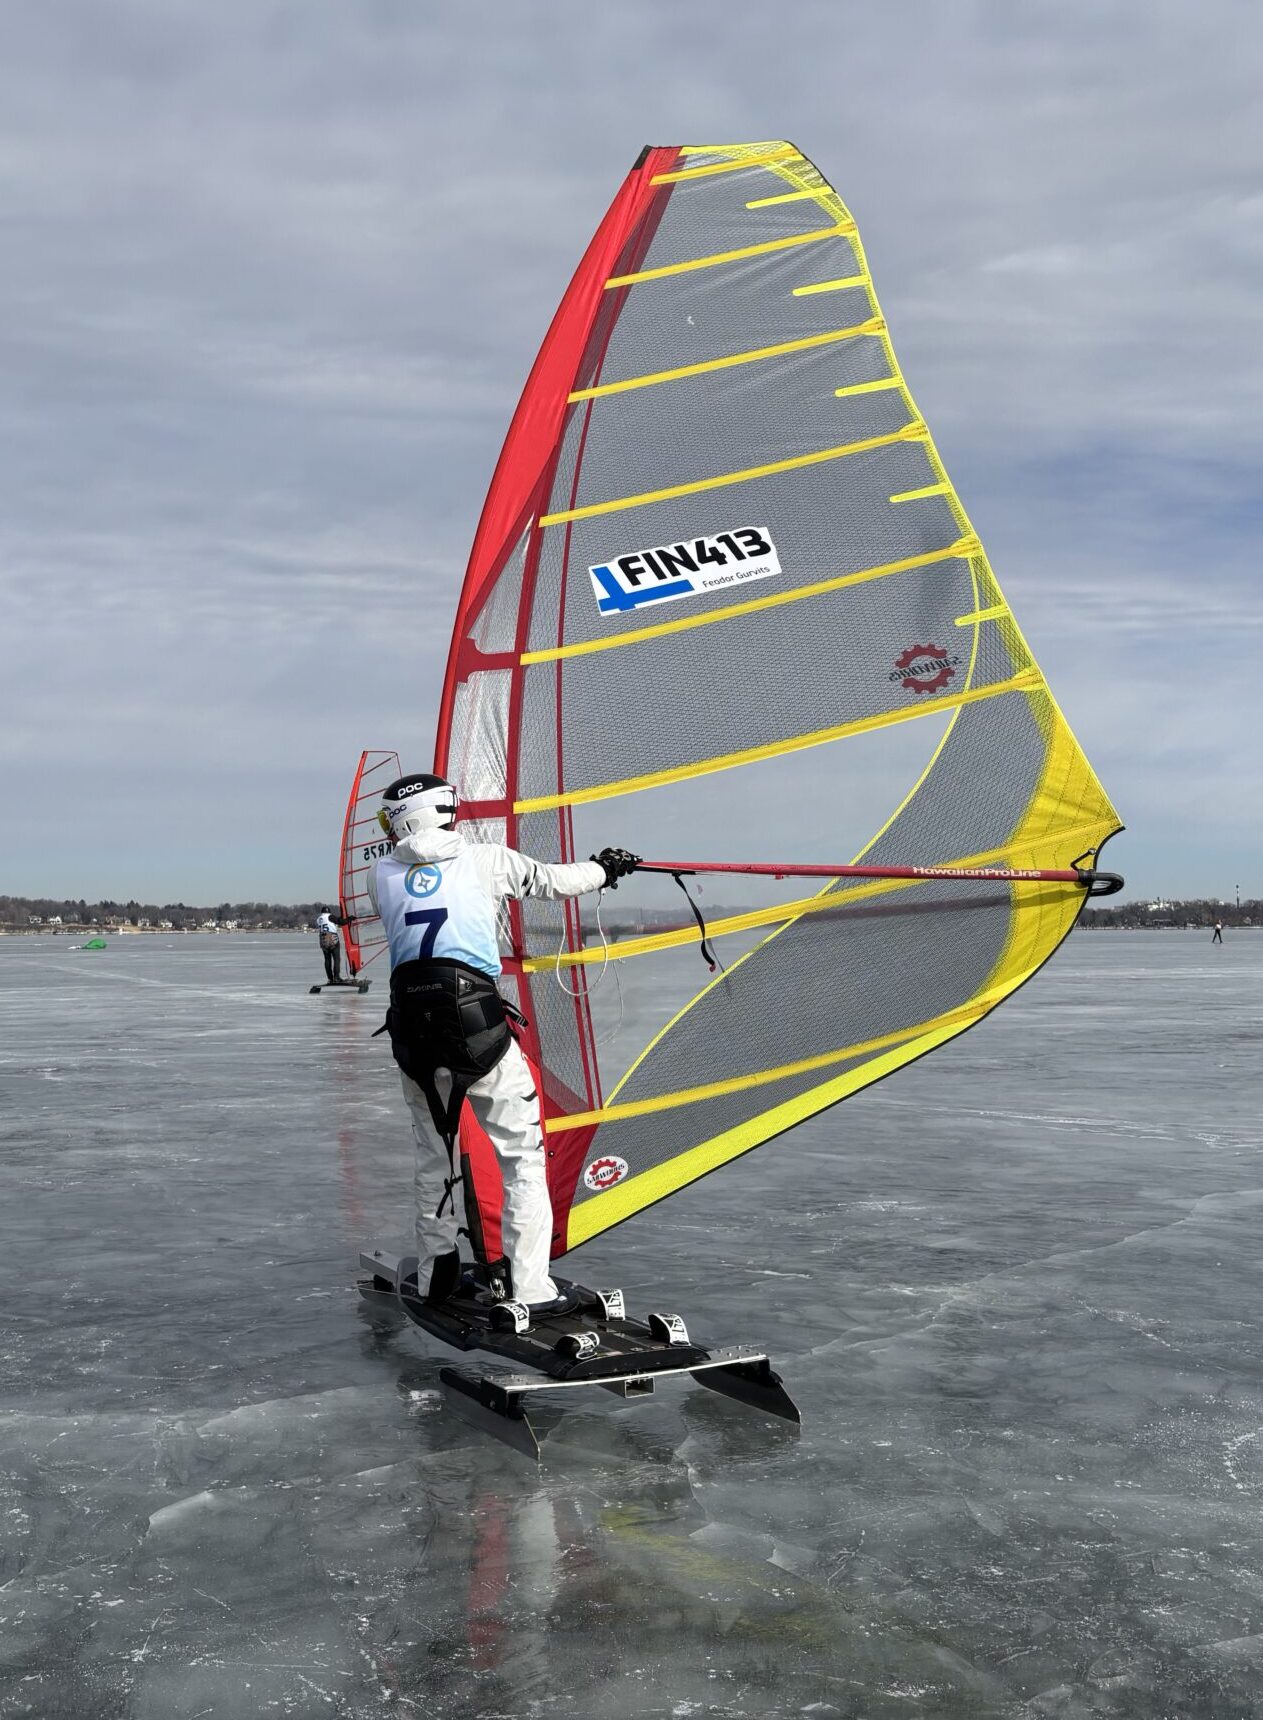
{"left": 433, "top": 140, "right": 1123, "bottom": 1265}
{"left": 321, "top": 749, "right": 399, "bottom": 993}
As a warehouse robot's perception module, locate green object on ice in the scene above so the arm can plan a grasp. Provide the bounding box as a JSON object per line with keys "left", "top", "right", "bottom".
{"left": 82, "top": 937, "right": 108, "bottom": 950}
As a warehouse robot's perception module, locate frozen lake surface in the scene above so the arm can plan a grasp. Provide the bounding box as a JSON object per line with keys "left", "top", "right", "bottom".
{"left": 2, "top": 928, "right": 1261, "bottom": 1718}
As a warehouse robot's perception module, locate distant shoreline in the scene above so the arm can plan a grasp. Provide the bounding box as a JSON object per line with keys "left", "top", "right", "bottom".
{"left": 0, "top": 926, "right": 307, "bottom": 937}
{"left": 1077, "top": 922, "right": 1258, "bottom": 931}
{"left": 4, "top": 922, "right": 1256, "bottom": 940}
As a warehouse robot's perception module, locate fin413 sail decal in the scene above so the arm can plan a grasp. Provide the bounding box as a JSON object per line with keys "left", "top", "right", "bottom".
{"left": 435, "top": 142, "right": 1122, "bottom": 1259}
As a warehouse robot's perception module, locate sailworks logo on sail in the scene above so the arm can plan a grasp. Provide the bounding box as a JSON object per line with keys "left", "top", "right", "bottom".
{"left": 583, "top": 1155, "right": 629, "bottom": 1192}
{"left": 891, "top": 642, "right": 961, "bottom": 695}
{"left": 589, "top": 528, "right": 781, "bottom": 615}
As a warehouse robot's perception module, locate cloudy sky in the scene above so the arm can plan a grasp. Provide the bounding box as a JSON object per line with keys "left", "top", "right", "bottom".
{"left": 2, "top": 1, "right": 1258, "bottom": 904}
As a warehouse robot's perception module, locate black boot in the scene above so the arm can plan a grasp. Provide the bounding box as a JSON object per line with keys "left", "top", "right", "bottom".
{"left": 425, "top": 1249, "right": 463, "bottom": 1304}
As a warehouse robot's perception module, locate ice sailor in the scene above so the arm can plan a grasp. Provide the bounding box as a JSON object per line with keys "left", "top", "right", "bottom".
{"left": 314, "top": 907, "right": 346, "bottom": 985}
{"left": 367, "top": 772, "right": 637, "bottom": 1319}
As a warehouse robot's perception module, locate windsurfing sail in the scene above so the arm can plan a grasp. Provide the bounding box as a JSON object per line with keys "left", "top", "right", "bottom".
{"left": 338, "top": 750, "right": 400, "bottom": 975}
{"left": 435, "top": 142, "right": 1122, "bottom": 1262}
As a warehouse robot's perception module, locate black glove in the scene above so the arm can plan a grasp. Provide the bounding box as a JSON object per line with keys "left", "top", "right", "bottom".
{"left": 592, "top": 847, "right": 640, "bottom": 889}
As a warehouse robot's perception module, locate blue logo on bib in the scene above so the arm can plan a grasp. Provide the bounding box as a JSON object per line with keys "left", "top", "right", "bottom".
{"left": 404, "top": 864, "right": 442, "bottom": 898}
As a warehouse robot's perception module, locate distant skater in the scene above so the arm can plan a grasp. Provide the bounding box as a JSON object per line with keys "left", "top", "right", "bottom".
{"left": 1212, "top": 920, "right": 1224, "bottom": 944}
{"left": 315, "top": 908, "right": 347, "bottom": 983}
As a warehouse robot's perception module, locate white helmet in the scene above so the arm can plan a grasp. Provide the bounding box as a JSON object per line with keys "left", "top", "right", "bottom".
{"left": 378, "top": 773, "right": 459, "bottom": 841}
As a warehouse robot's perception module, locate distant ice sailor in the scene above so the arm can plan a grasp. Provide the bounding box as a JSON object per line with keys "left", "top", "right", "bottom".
{"left": 368, "top": 772, "right": 637, "bottom": 1318}
{"left": 315, "top": 908, "right": 346, "bottom": 984}
{"left": 1212, "top": 919, "right": 1224, "bottom": 944}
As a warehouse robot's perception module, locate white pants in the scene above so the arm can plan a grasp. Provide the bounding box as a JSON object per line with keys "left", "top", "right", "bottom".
{"left": 400, "top": 1038, "right": 558, "bottom": 1305}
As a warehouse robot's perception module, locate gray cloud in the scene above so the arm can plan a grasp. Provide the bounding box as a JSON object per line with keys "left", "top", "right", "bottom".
{"left": 1, "top": 0, "right": 1259, "bottom": 901}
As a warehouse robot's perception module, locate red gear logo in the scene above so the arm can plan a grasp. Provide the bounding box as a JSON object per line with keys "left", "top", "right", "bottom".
{"left": 893, "top": 642, "right": 958, "bottom": 696}
{"left": 583, "top": 1155, "right": 628, "bottom": 1192}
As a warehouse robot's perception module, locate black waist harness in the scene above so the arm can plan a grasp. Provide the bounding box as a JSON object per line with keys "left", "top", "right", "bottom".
{"left": 388, "top": 957, "right": 514, "bottom": 1089}
{"left": 382, "top": 958, "right": 524, "bottom": 1224}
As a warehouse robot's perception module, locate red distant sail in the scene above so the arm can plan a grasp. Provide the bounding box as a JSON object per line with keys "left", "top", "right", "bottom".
{"left": 338, "top": 749, "right": 400, "bottom": 976}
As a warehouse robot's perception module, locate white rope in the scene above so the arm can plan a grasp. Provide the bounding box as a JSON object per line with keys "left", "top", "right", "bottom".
{"left": 551, "top": 890, "right": 626, "bottom": 1047}
{"left": 553, "top": 888, "right": 610, "bottom": 996}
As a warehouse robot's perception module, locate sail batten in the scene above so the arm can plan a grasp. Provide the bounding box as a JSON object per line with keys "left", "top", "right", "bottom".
{"left": 605, "top": 220, "right": 851, "bottom": 286}
{"left": 519, "top": 536, "right": 978, "bottom": 664}
{"left": 538, "top": 422, "right": 925, "bottom": 528}
{"left": 512, "top": 671, "right": 1043, "bottom": 814}
{"left": 651, "top": 148, "right": 801, "bottom": 185}
{"left": 547, "top": 968, "right": 1044, "bottom": 1132}
{"left": 567, "top": 316, "right": 884, "bottom": 401}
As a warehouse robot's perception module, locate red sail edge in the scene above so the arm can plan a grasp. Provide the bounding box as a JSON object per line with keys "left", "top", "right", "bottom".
{"left": 338, "top": 753, "right": 369, "bottom": 975}
{"left": 339, "top": 750, "right": 377, "bottom": 976}
{"left": 434, "top": 146, "right": 682, "bottom": 1267}
{"left": 434, "top": 145, "right": 680, "bottom": 750}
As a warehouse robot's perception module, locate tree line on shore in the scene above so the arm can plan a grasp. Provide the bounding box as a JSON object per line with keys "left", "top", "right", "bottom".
{"left": 0, "top": 893, "right": 689, "bottom": 936}
{"left": 2, "top": 892, "right": 1256, "bottom": 935}
{"left": 0, "top": 895, "right": 331, "bottom": 931}
{"left": 1081, "top": 897, "right": 1257, "bottom": 929}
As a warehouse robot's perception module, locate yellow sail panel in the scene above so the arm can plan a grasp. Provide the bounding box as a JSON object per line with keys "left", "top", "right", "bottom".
{"left": 562, "top": 964, "right": 1046, "bottom": 1250}
{"left": 514, "top": 672, "right": 1043, "bottom": 814}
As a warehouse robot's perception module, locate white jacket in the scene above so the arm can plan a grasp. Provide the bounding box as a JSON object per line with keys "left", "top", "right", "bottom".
{"left": 367, "top": 827, "right": 605, "bottom": 977}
